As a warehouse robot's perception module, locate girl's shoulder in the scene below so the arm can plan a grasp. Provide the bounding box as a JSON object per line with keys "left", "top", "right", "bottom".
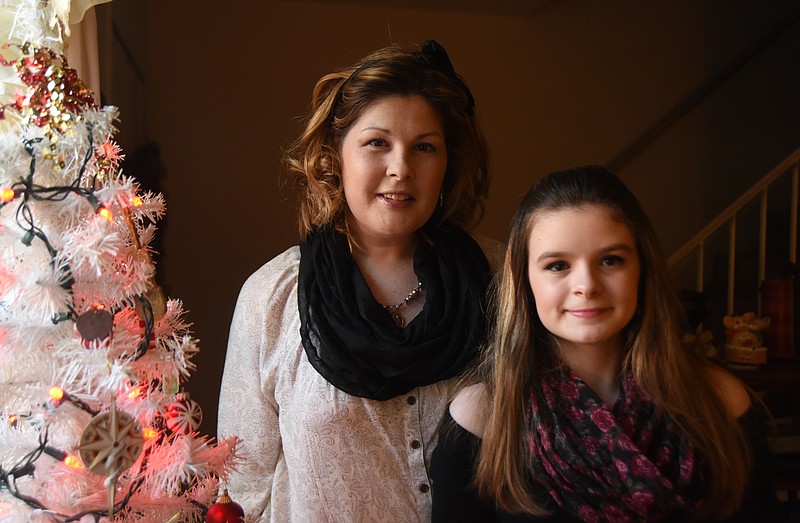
{"left": 471, "top": 234, "right": 505, "bottom": 275}
{"left": 449, "top": 383, "right": 490, "bottom": 438}
{"left": 704, "top": 364, "right": 751, "bottom": 418}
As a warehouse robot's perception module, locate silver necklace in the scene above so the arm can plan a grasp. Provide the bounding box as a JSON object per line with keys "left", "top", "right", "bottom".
{"left": 382, "top": 281, "right": 423, "bottom": 328}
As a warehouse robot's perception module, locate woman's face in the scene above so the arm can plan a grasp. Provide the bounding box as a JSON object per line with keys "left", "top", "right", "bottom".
{"left": 526, "top": 204, "right": 640, "bottom": 356}
{"left": 339, "top": 95, "right": 447, "bottom": 247}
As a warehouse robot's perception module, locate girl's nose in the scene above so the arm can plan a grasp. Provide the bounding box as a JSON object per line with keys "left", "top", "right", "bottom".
{"left": 573, "top": 265, "right": 600, "bottom": 297}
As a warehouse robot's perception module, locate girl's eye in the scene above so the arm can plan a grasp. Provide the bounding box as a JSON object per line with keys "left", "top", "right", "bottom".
{"left": 601, "top": 255, "right": 624, "bottom": 267}
{"left": 366, "top": 138, "right": 387, "bottom": 147}
{"left": 545, "top": 261, "right": 568, "bottom": 272}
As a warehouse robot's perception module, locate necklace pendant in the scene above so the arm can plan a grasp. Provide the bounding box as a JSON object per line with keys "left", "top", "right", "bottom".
{"left": 381, "top": 281, "right": 422, "bottom": 328}
{"left": 390, "top": 311, "right": 405, "bottom": 328}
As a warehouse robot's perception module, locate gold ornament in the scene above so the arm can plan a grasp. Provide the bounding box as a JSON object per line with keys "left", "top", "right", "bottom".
{"left": 138, "top": 283, "right": 167, "bottom": 321}
{"left": 79, "top": 399, "right": 143, "bottom": 517}
{"left": 121, "top": 206, "right": 168, "bottom": 322}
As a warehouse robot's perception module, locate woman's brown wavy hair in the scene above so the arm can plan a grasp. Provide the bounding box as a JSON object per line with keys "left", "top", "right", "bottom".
{"left": 284, "top": 41, "right": 490, "bottom": 240}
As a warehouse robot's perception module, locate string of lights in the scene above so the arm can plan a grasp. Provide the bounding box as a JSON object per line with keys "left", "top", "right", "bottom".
{"left": 0, "top": 7, "right": 239, "bottom": 519}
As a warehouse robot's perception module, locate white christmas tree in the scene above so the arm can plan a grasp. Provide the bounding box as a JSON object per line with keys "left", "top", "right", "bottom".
{"left": 0, "top": 2, "right": 240, "bottom": 521}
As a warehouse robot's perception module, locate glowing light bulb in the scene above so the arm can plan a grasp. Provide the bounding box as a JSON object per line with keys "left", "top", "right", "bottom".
{"left": 143, "top": 427, "right": 159, "bottom": 439}
{"left": 49, "top": 386, "right": 64, "bottom": 402}
{"left": 130, "top": 195, "right": 143, "bottom": 207}
{"left": 14, "top": 92, "right": 30, "bottom": 108}
{"left": 63, "top": 454, "right": 83, "bottom": 469}
{"left": 97, "top": 206, "right": 113, "bottom": 222}
{"left": 7, "top": 414, "right": 17, "bottom": 426}
{"left": 128, "top": 386, "right": 144, "bottom": 399}
{"left": 0, "top": 187, "right": 15, "bottom": 202}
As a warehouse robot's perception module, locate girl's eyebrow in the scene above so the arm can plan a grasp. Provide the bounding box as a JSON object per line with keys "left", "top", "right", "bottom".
{"left": 600, "top": 243, "right": 635, "bottom": 254}
{"left": 535, "top": 243, "right": 634, "bottom": 263}
{"left": 535, "top": 250, "right": 566, "bottom": 263}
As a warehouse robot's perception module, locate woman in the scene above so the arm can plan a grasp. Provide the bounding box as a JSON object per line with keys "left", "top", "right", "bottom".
{"left": 217, "top": 40, "right": 501, "bottom": 521}
{"left": 431, "top": 166, "right": 781, "bottom": 522}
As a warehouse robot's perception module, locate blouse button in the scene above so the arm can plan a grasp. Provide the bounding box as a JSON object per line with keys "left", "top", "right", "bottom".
{"left": 407, "top": 395, "right": 417, "bottom": 405}
{"left": 419, "top": 483, "right": 430, "bottom": 493}
{"left": 410, "top": 440, "right": 421, "bottom": 449}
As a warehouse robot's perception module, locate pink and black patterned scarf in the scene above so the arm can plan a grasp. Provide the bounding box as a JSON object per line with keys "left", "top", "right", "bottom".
{"left": 526, "top": 366, "right": 705, "bottom": 522}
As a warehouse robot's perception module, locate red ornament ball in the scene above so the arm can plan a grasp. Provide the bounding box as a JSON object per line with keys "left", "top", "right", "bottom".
{"left": 165, "top": 393, "right": 203, "bottom": 435}
{"left": 206, "top": 490, "right": 244, "bottom": 523}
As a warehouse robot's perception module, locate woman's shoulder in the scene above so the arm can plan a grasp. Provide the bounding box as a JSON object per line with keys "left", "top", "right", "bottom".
{"left": 236, "top": 246, "right": 300, "bottom": 304}
{"left": 704, "top": 364, "right": 751, "bottom": 419}
{"left": 242, "top": 246, "right": 300, "bottom": 286}
{"left": 258, "top": 244, "right": 301, "bottom": 272}
{"left": 449, "top": 383, "right": 490, "bottom": 438}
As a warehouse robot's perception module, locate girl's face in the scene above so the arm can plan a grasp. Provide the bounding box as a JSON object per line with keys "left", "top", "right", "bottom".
{"left": 340, "top": 95, "right": 447, "bottom": 247}
{"left": 527, "top": 204, "right": 640, "bottom": 355}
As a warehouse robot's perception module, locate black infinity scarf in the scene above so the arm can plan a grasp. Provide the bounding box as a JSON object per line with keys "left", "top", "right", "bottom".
{"left": 298, "top": 226, "right": 491, "bottom": 400}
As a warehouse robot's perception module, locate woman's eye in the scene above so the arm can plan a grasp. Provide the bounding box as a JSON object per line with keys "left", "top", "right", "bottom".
{"left": 545, "top": 262, "right": 568, "bottom": 272}
{"left": 366, "top": 138, "right": 387, "bottom": 147}
{"left": 415, "top": 142, "right": 437, "bottom": 152}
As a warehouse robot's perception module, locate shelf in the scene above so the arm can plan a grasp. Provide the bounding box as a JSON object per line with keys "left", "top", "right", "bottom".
{"left": 727, "top": 358, "right": 800, "bottom": 392}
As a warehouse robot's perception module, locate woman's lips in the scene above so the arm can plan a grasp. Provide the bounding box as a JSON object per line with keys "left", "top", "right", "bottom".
{"left": 378, "top": 193, "right": 413, "bottom": 207}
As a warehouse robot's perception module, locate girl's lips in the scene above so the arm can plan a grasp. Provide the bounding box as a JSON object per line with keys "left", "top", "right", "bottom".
{"left": 567, "top": 308, "right": 609, "bottom": 318}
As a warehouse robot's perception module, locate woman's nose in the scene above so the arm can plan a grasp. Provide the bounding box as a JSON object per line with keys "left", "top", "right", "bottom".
{"left": 387, "top": 150, "right": 413, "bottom": 180}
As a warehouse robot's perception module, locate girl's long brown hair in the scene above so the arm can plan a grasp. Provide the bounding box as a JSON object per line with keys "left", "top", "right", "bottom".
{"left": 474, "top": 166, "right": 751, "bottom": 519}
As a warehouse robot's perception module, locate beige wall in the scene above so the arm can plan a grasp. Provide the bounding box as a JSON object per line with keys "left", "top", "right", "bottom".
{"left": 99, "top": 0, "right": 800, "bottom": 435}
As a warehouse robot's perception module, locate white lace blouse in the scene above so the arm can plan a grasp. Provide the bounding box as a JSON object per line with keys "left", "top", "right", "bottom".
{"left": 217, "top": 240, "right": 502, "bottom": 522}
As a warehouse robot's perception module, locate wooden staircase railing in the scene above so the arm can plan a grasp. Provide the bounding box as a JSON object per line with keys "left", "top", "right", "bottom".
{"left": 668, "top": 146, "right": 800, "bottom": 319}
{"left": 667, "top": 147, "right": 800, "bottom": 505}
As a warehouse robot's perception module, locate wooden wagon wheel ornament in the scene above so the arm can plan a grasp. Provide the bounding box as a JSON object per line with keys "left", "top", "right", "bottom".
{"left": 79, "top": 398, "right": 143, "bottom": 517}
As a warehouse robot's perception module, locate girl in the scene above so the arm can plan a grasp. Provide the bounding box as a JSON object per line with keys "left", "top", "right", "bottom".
{"left": 431, "top": 166, "right": 780, "bottom": 522}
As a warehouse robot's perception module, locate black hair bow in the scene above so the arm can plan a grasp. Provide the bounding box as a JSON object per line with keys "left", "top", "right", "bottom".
{"left": 419, "top": 39, "right": 475, "bottom": 116}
